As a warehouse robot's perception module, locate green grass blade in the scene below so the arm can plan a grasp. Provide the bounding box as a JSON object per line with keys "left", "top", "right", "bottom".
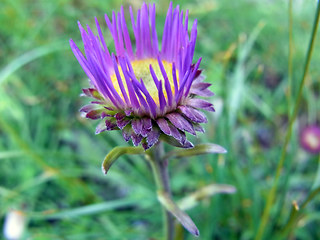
{"left": 32, "top": 198, "right": 139, "bottom": 220}
{"left": 0, "top": 42, "right": 67, "bottom": 85}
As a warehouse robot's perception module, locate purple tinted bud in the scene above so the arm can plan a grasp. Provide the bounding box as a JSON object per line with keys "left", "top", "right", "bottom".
{"left": 300, "top": 125, "right": 320, "bottom": 154}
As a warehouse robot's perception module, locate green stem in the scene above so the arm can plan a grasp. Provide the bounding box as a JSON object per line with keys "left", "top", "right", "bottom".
{"left": 288, "top": 0, "right": 293, "bottom": 115}
{"left": 147, "top": 142, "right": 174, "bottom": 240}
{"left": 254, "top": 2, "right": 320, "bottom": 240}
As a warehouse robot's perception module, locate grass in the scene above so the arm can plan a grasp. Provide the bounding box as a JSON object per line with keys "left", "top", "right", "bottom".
{"left": 1, "top": 0, "right": 320, "bottom": 239}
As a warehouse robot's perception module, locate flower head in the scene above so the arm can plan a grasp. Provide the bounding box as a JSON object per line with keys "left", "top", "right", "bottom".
{"left": 70, "top": 2, "right": 214, "bottom": 150}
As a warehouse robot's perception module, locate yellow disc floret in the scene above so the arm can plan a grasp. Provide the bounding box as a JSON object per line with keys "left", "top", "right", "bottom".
{"left": 110, "top": 59, "right": 179, "bottom": 105}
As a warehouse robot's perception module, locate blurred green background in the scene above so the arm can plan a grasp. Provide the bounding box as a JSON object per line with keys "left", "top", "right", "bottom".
{"left": 0, "top": 0, "right": 319, "bottom": 239}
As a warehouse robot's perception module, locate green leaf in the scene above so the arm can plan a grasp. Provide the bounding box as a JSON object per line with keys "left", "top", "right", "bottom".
{"left": 178, "top": 184, "right": 236, "bottom": 211}
{"left": 157, "top": 191, "right": 200, "bottom": 237}
{"left": 163, "top": 143, "right": 227, "bottom": 160}
{"left": 102, "top": 146, "right": 145, "bottom": 174}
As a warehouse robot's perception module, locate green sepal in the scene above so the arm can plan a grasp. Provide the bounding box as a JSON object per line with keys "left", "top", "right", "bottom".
{"left": 157, "top": 191, "right": 200, "bottom": 237}
{"left": 102, "top": 146, "right": 145, "bottom": 174}
{"left": 159, "top": 135, "right": 194, "bottom": 148}
{"left": 163, "top": 143, "right": 227, "bottom": 160}
{"left": 91, "top": 89, "right": 104, "bottom": 100}
{"left": 103, "top": 108, "right": 117, "bottom": 116}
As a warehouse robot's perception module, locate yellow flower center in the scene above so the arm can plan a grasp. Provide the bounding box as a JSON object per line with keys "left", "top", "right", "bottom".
{"left": 111, "top": 58, "right": 179, "bottom": 104}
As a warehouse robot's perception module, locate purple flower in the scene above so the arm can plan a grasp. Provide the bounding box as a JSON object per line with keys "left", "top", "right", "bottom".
{"left": 300, "top": 125, "right": 320, "bottom": 154}
{"left": 70, "top": 2, "right": 214, "bottom": 150}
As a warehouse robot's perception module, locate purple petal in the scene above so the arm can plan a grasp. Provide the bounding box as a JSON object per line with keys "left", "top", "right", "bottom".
{"left": 105, "top": 118, "right": 118, "bottom": 130}
{"left": 104, "top": 106, "right": 114, "bottom": 111}
{"left": 86, "top": 109, "right": 103, "bottom": 119}
{"left": 178, "top": 106, "right": 207, "bottom": 123}
{"left": 115, "top": 112, "right": 125, "bottom": 120}
{"left": 146, "top": 128, "right": 160, "bottom": 148}
{"left": 125, "top": 109, "right": 133, "bottom": 116}
{"left": 115, "top": 113, "right": 131, "bottom": 129}
{"left": 166, "top": 113, "right": 195, "bottom": 135}
{"left": 120, "top": 6, "right": 134, "bottom": 58}
{"left": 85, "top": 53, "right": 122, "bottom": 108}
{"left": 186, "top": 98, "right": 215, "bottom": 112}
{"left": 116, "top": 12, "right": 125, "bottom": 55}
{"left": 90, "top": 101, "right": 105, "bottom": 105}
{"left": 80, "top": 104, "right": 97, "bottom": 113}
{"left": 119, "top": 57, "right": 140, "bottom": 109}
{"left": 181, "top": 140, "right": 194, "bottom": 148}
{"left": 149, "top": 64, "right": 166, "bottom": 113}
{"left": 141, "top": 118, "right": 152, "bottom": 137}
{"left": 175, "top": 69, "right": 190, "bottom": 102}
{"left": 95, "top": 121, "right": 108, "bottom": 134}
{"left": 86, "top": 25, "right": 108, "bottom": 74}
{"left": 191, "top": 82, "right": 211, "bottom": 91}
{"left": 69, "top": 39, "right": 94, "bottom": 81}
{"left": 172, "top": 63, "right": 179, "bottom": 97}
{"left": 132, "top": 118, "right": 143, "bottom": 135}
{"left": 131, "top": 77, "right": 151, "bottom": 114}
{"left": 138, "top": 79, "right": 158, "bottom": 118}
{"left": 161, "top": 134, "right": 193, "bottom": 148}
{"left": 149, "top": 3, "right": 159, "bottom": 55}
{"left": 101, "top": 111, "right": 114, "bottom": 118}
{"left": 112, "top": 53, "right": 129, "bottom": 103}
{"left": 161, "top": 2, "right": 173, "bottom": 58}
{"left": 157, "top": 118, "right": 171, "bottom": 135}
{"left": 141, "top": 3, "right": 152, "bottom": 57}
{"left": 129, "top": 6, "right": 137, "bottom": 42}
{"left": 122, "top": 125, "right": 133, "bottom": 142}
{"left": 190, "top": 88, "right": 214, "bottom": 97}
{"left": 157, "top": 80, "right": 166, "bottom": 113}
{"left": 184, "top": 58, "right": 202, "bottom": 97}
{"left": 157, "top": 56, "right": 173, "bottom": 106}
{"left": 136, "top": 10, "right": 142, "bottom": 58}
{"left": 193, "top": 123, "right": 205, "bottom": 133}
{"left": 82, "top": 88, "right": 104, "bottom": 100}
{"left": 131, "top": 133, "right": 143, "bottom": 146}
{"left": 168, "top": 124, "right": 185, "bottom": 144}
{"left": 142, "top": 139, "right": 149, "bottom": 150}
{"left": 169, "top": 6, "right": 180, "bottom": 60}
{"left": 180, "top": 131, "right": 187, "bottom": 145}
{"left": 94, "top": 17, "right": 112, "bottom": 66}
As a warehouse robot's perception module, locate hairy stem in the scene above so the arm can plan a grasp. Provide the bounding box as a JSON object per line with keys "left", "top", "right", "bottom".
{"left": 147, "top": 142, "right": 174, "bottom": 240}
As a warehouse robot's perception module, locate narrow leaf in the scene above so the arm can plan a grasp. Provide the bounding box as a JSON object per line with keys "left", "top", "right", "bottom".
{"left": 157, "top": 191, "right": 200, "bottom": 237}
{"left": 163, "top": 143, "right": 227, "bottom": 160}
{"left": 102, "top": 146, "right": 145, "bottom": 174}
{"left": 33, "top": 198, "right": 137, "bottom": 220}
{"left": 178, "top": 184, "right": 236, "bottom": 211}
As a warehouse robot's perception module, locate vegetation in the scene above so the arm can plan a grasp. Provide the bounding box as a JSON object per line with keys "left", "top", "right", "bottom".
{"left": 0, "top": 0, "right": 319, "bottom": 239}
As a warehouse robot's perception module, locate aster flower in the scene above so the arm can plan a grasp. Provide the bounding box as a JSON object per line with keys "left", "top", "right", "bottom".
{"left": 70, "top": 2, "right": 214, "bottom": 150}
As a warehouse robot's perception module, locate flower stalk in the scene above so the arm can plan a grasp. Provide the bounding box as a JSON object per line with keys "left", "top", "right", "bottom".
{"left": 101, "top": 142, "right": 227, "bottom": 238}
{"left": 71, "top": 2, "right": 228, "bottom": 238}
{"left": 146, "top": 142, "right": 175, "bottom": 240}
